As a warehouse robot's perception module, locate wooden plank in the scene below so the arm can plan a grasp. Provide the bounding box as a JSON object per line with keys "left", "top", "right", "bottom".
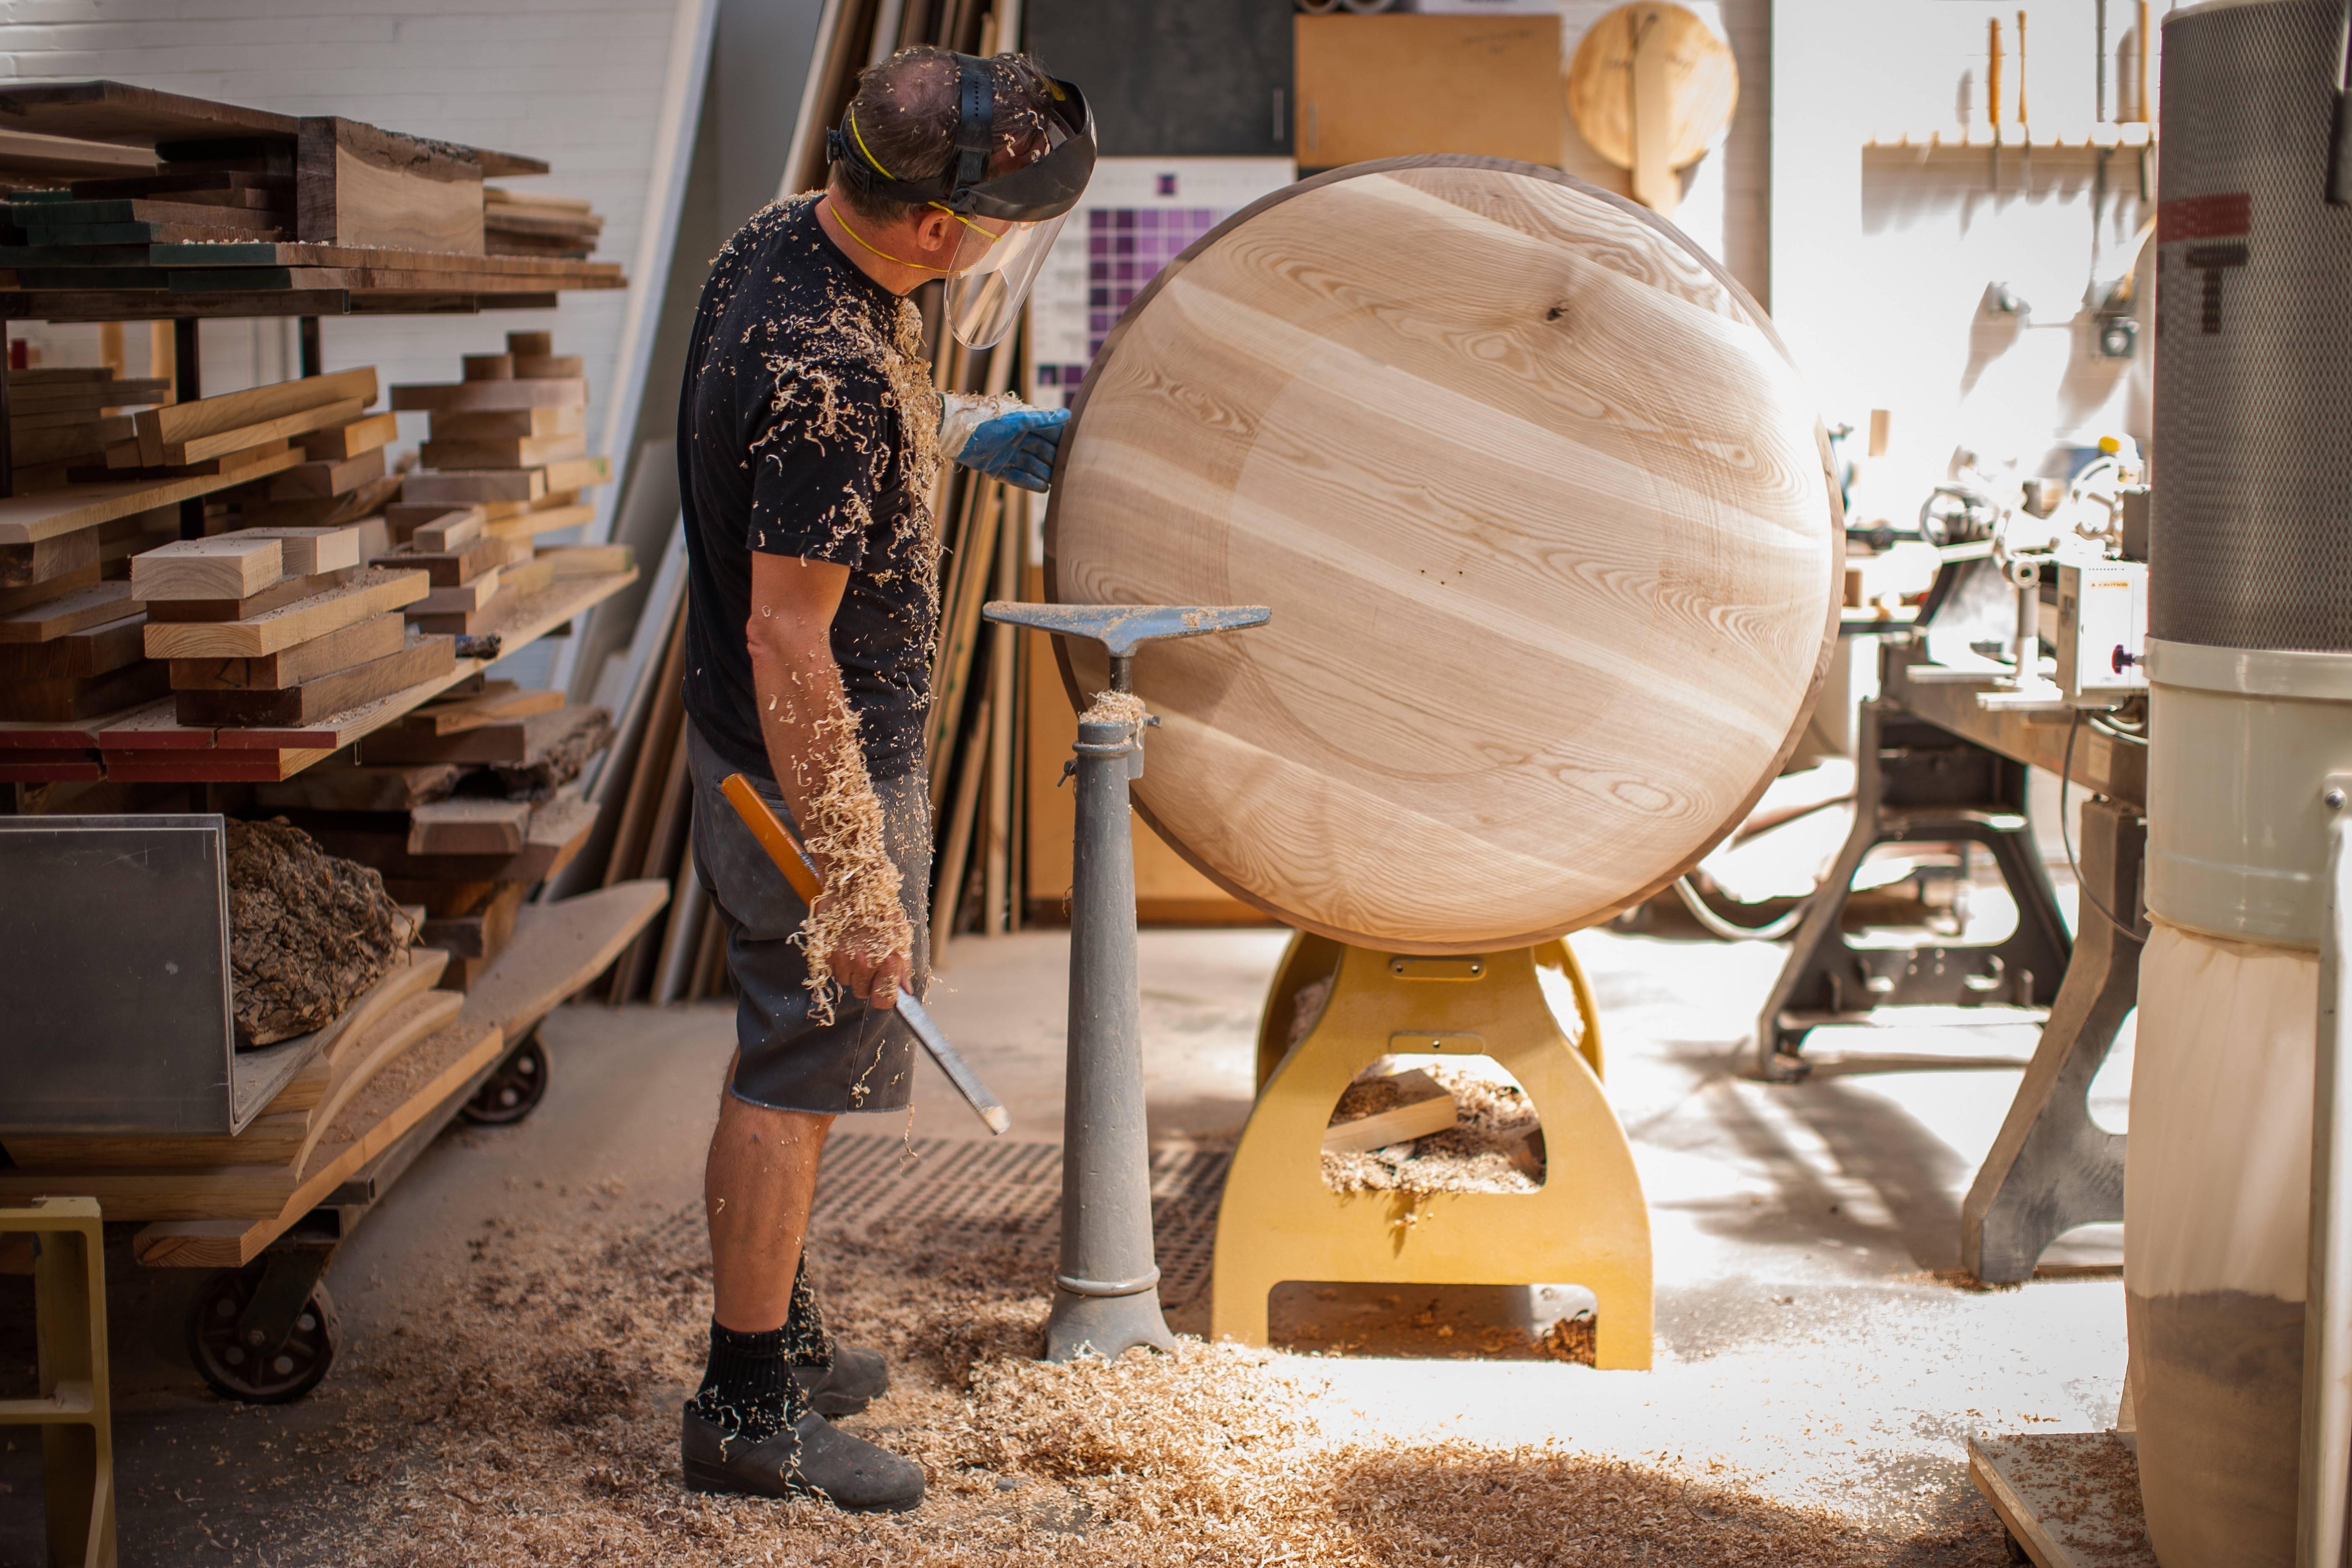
{"left": 405, "top": 681, "right": 562, "bottom": 735}
{"left": 0, "top": 611, "right": 144, "bottom": 679}
{"left": 104, "top": 433, "right": 292, "bottom": 477}
{"left": 250, "top": 760, "right": 458, "bottom": 812}
{"left": 141, "top": 567, "right": 428, "bottom": 659}
{"left": 511, "top": 354, "right": 584, "bottom": 380}
{"left": 420, "top": 882, "right": 526, "bottom": 960}
{"left": 227, "top": 524, "right": 366, "bottom": 577}
{"left": 159, "top": 396, "right": 365, "bottom": 467}
{"left": 131, "top": 366, "right": 374, "bottom": 464}
{"left": 407, "top": 797, "right": 532, "bottom": 856}
{"left": 168, "top": 611, "right": 403, "bottom": 691}
{"left": 0, "top": 80, "right": 298, "bottom": 148}
{"left": 262, "top": 444, "right": 384, "bottom": 500}
{"left": 102, "top": 746, "right": 337, "bottom": 783}
{"left": 0, "top": 528, "right": 98, "bottom": 588}
{"left": 411, "top": 508, "right": 484, "bottom": 552}
{"left": 0, "top": 128, "right": 156, "bottom": 183}
{"left": 294, "top": 409, "right": 397, "bottom": 462}
{"left": 541, "top": 455, "right": 609, "bottom": 491}
{"left": 8, "top": 196, "right": 285, "bottom": 230}
{"left": 371, "top": 534, "right": 511, "bottom": 588}
{"left": 1321, "top": 1068, "right": 1459, "bottom": 1154}
{"left": 389, "top": 377, "right": 585, "bottom": 413}
{"left": 297, "top": 116, "right": 485, "bottom": 253}
{"left": 301, "top": 796, "right": 596, "bottom": 886}
{"left": 1294, "top": 16, "right": 1565, "bottom": 168}
{"left": 173, "top": 632, "right": 454, "bottom": 727}
{"left": 1044, "top": 157, "right": 1841, "bottom": 952}
{"left": 423, "top": 406, "right": 582, "bottom": 441}
{"left": 127, "top": 534, "right": 281, "bottom": 600}
{"left": 0, "top": 580, "right": 137, "bottom": 642}
{"left": 232, "top": 474, "right": 402, "bottom": 533}
{"left": 418, "top": 433, "right": 585, "bottom": 470}
{"left": 541, "top": 543, "right": 632, "bottom": 578}
{"left": 0, "top": 660, "right": 167, "bottom": 721}
{"left": 144, "top": 565, "right": 358, "bottom": 622}
{"left": 401, "top": 468, "right": 545, "bottom": 505}
{"left": 484, "top": 502, "right": 595, "bottom": 543}
{"left": 68, "top": 170, "right": 291, "bottom": 202}
{"left": 0, "top": 563, "right": 100, "bottom": 614}
{"left": 0, "top": 449, "right": 304, "bottom": 544}
{"left": 462, "top": 353, "right": 513, "bottom": 381}
{"left": 406, "top": 567, "right": 500, "bottom": 616}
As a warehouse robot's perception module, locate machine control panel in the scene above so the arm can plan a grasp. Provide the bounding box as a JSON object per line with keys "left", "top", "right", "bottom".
{"left": 2055, "top": 561, "right": 2147, "bottom": 707}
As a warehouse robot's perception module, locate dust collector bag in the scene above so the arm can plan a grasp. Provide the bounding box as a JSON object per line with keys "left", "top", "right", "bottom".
{"left": 2125, "top": 918, "right": 2319, "bottom": 1568}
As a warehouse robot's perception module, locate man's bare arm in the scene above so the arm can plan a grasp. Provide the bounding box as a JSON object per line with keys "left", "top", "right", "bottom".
{"left": 745, "top": 551, "right": 913, "bottom": 1009}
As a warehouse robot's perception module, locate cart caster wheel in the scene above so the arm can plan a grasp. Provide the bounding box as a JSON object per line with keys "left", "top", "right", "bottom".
{"left": 2004, "top": 1526, "right": 2031, "bottom": 1563}
{"left": 186, "top": 1266, "right": 338, "bottom": 1404}
{"left": 462, "top": 1032, "right": 547, "bottom": 1127}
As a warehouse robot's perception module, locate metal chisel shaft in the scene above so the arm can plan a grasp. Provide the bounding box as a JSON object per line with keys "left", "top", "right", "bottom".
{"left": 719, "top": 772, "right": 1011, "bottom": 1136}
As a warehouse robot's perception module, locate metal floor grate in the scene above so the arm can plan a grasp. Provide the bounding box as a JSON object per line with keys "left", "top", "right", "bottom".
{"left": 810, "top": 1135, "right": 1231, "bottom": 1307}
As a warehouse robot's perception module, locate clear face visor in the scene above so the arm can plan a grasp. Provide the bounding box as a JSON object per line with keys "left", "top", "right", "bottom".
{"left": 942, "top": 209, "right": 1067, "bottom": 350}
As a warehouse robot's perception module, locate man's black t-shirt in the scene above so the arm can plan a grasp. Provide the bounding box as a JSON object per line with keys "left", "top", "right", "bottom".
{"left": 678, "top": 196, "right": 943, "bottom": 784}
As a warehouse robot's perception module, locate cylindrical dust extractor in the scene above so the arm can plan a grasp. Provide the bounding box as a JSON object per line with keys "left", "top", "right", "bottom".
{"left": 2130, "top": 3, "right": 2352, "bottom": 1564}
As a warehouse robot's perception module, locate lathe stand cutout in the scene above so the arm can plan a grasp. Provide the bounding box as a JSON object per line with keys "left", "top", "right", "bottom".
{"left": 1213, "top": 937, "right": 1653, "bottom": 1369}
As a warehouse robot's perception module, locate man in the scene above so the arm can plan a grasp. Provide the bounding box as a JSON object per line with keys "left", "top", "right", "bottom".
{"left": 671, "top": 46, "right": 1093, "bottom": 1510}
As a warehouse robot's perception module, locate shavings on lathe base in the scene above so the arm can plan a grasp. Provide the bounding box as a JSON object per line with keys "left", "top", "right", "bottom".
{"left": 1322, "top": 1061, "right": 1544, "bottom": 1195}
{"left": 285, "top": 1203, "right": 2004, "bottom": 1567}
{"left": 1078, "top": 687, "right": 1146, "bottom": 726}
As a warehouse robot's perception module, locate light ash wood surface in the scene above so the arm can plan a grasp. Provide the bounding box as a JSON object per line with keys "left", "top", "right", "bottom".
{"left": 1047, "top": 158, "right": 1840, "bottom": 953}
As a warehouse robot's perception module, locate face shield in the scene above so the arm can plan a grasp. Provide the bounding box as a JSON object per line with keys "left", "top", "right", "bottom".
{"left": 827, "top": 55, "right": 1095, "bottom": 349}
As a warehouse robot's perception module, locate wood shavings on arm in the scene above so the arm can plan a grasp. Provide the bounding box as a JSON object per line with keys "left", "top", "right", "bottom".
{"left": 793, "top": 707, "right": 912, "bottom": 1026}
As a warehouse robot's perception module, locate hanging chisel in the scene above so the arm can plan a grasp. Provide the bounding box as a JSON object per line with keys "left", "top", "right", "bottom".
{"left": 718, "top": 772, "right": 1011, "bottom": 1135}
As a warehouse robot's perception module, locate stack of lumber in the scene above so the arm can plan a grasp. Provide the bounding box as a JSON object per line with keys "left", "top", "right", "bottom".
{"left": 257, "top": 679, "right": 611, "bottom": 988}
{"left": 8, "top": 366, "right": 172, "bottom": 491}
{"left": 133, "top": 524, "right": 455, "bottom": 730}
{"left": 484, "top": 187, "right": 602, "bottom": 259}
{"left": 389, "top": 332, "right": 606, "bottom": 547}
{"left": 0, "top": 501, "right": 168, "bottom": 725}
{"left": 0, "top": 80, "right": 624, "bottom": 315}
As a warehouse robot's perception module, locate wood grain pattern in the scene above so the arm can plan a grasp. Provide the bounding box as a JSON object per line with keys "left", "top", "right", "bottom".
{"left": 1566, "top": 5, "right": 1740, "bottom": 173}
{"left": 1045, "top": 157, "right": 1840, "bottom": 953}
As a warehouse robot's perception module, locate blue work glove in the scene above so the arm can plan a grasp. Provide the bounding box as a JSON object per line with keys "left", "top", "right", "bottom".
{"left": 955, "top": 405, "right": 1068, "bottom": 492}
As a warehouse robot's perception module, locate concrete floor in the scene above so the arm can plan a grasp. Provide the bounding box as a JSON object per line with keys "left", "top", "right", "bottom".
{"left": 0, "top": 891, "right": 2131, "bottom": 1561}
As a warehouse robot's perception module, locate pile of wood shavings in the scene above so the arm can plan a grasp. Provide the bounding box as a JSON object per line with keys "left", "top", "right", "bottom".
{"left": 225, "top": 816, "right": 409, "bottom": 1046}
{"left": 289, "top": 1202, "right": 2002, "bottom": 1567}
{"left": 1078, "top": 688, "right": 1147, "bottom": 725}
{"left": 1322, "top": 1062, "right": 1543, "bottom": 1194}
{"left": 792, "top": 707, "right": 913, "bottom": 1026}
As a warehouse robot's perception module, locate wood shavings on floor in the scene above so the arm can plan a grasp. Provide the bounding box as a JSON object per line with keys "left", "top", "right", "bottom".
{"left": 291, "top": 1199, "right": 2007, "bottom": 1566}
{"left": 1322, "top": 1063, "right": 1544, "bottom": 1195}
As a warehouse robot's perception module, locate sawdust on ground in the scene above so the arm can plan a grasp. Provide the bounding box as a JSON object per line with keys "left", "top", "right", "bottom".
{"left": 278, "top": 1200, "right": 2007, "bottom": 1567}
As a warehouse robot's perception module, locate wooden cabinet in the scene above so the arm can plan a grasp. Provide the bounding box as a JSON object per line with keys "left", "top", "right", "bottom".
{"left": 1293, "top": 13, "right": 1564, "bottom": 171}
{"left": 1028, "top": 0, "right": 1293, "bottom": 158}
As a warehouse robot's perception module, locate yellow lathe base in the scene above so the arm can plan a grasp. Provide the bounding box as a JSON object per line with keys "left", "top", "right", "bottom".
{"left": 1212, "top": 936, "right": 1653, "bottom": 1369}
{"left": 0, "top": 1196, "right": 116, "bottom": 1568}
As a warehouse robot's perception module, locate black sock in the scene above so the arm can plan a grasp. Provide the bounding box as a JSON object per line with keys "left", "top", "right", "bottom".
{"left": 689, "top": 1320, "right": 803, "bottom": 1441}
{"left": 784, "top": 1252, "right": 834, "bottom": 1369}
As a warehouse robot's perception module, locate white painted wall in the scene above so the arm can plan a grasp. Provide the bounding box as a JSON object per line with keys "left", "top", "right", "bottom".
{"left": 0, "top": 0, "right": 694, "bottom": 471}
{"left": 1772, "top": 0, "right": 2172, "bottom": 532}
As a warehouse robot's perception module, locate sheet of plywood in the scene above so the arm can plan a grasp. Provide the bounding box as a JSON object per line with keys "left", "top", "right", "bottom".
{"left": 140, "top": 566, "right": 428, "bottom": 659}
{"left": 1293, "top": 15, "right": 1564, "bottom": 168}
{"left": 1044, "top": 158, "right": 1841, "bottom": 952}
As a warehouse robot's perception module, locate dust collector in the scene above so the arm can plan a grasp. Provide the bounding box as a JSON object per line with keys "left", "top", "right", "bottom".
{"left": 2127, "top": 1, "right": 2352, "bottom": 1564}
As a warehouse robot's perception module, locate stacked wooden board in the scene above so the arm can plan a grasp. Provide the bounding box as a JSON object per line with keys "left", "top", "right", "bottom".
{"left": 389, "top": 331, "right": 606, "bottom": 548}
{"left": 7, "top": 366, "right": 173, "bottom": 491}
{"left": 256, "top": 678, "right": 612, "bottom": 988}
{"left": 0, "top": 80, "right": 622, "bottom": 316}
{"left": 484, "top": 187, "right": 603, "bottom": 259}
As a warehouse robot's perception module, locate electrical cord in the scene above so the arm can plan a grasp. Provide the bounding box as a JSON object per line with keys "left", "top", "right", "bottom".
{"left": 1673, "top": 875, "right": 1812, "bottom": 941}
{"left": 2060, "top": 709, "right": 2142, "bottom": 938}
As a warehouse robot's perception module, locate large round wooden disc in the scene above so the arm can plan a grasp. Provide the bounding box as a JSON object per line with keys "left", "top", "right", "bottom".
{"left": 1045, "top": 157, "right": 1840, "bottom": 954}
{"left": 1566, "top": 3, "right": 1741, "bottom": 172}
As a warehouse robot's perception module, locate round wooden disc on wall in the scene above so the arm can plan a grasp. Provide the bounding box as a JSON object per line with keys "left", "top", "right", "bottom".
{"left": 1045, "top": 157, "right": 1839, "bottom": 954}
{"left": 1566, "top": 2, "right": 1740, "bottom": 171}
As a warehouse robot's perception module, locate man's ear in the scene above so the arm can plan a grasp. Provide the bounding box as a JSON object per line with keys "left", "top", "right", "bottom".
{"left": 913, "top": 209, "right": 958, "bottom": 258}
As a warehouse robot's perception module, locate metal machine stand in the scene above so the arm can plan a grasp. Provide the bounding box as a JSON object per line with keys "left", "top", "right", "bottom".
{"left": 981, "top": 601, "right": 1269, "bottom": 1362}
{"left": 1754, "top": 698, "right": 2072, "bottom": 1080}
{"left": 1961, "top": 797, "right": 2143, "bottom": 1282}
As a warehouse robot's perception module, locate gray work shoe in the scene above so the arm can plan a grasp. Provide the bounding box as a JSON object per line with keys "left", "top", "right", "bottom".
{"left": 681, "top": 1406, "right": 925, "bottom": 1511}
{"left": 793, "top": 1344, "right": 889, "bottom": 1417}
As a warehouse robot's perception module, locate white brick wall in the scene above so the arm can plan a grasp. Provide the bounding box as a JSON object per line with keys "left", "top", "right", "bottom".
{"left": 0, "top": 0, "right": 691, "bottom": 463}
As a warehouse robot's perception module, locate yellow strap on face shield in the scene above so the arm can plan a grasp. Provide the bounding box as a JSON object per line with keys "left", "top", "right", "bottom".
{"left": 823, "top": 199, "right": 1001, "bottom": 273}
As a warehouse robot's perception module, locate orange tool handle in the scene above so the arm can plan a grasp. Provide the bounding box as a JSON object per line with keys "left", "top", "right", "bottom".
{"left": 720, "top": 773, "right": 823, "bottom": 904}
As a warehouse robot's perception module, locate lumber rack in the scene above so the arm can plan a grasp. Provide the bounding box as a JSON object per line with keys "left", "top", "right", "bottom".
{"left": 1753, "top": 638, "right": 2143, "bottom": 1284}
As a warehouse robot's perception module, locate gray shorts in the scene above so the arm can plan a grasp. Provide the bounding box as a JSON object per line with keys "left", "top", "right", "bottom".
{"left": 685, "top": 719, "right": 932, "bottom": 1115}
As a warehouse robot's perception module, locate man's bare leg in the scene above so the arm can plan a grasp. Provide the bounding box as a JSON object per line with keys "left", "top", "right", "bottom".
{"left": 706, "top": 1084, "right": 833, "bottom": 1331}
